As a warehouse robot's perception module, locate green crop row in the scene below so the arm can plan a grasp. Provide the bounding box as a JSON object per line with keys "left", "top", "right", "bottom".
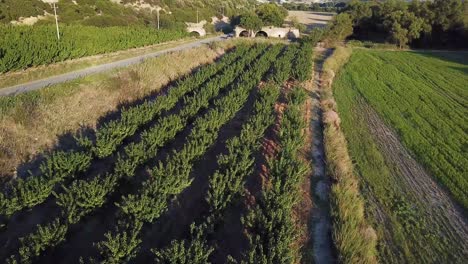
{"left": 92, "top": 45, "right": 253, "bottom": 158}
{"left": 243, "top": 87, "right": 309, "bottom": 264}
{"left": 0, "top": 25, "right": 188, "bottom": 73}
{"left": 4, "top": 45, "right": 267, "bottom": 264}
{"left": 93, "top": 45, "right": 283, "bottom": 263}
{"left": 0, "top": 151, "right": 92, "bottom": 217}
{"left": 0, "top": 46, "right": 250, "bottom": 221}
{"left": 293, "top": 42, "right": 314, "bottom": 82}
{"left": 114, "top": 45, "right": 267, "bottom": 177}
{"left": 267, "top": 44, "right": 299, "bottom": 85}
{"left": 152, "top": 82, "right": 281, "bottom": 263}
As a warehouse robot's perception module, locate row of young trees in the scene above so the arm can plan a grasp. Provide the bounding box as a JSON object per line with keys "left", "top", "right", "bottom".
{"left": 150, "top": 54, "right": 284, "bottom": 264}
{"left": 150, "top": 42, "right": 314, "bottom": 263}
{"left": 91, "top": 45, "right": 284, "bottom": 263}
{"left": 0, "top": 45, "right": 251, "bottom": 223}
{"left": 325, "top": 0, "right": 468, "bottom": 48}
{"left": 91, "top": 45, "right": 253, "bottom": 158}
{"left": 243, "top": 86, "right": 309, "bottom": 263}
{"left": 2, "top": 40, "right": 310, "bottom": 263}
{"left": 0, "top": 25, "right": 188, "bottom": 73}
{"left": 3, "top": 45, "right": 267, "bottom": 263}
{"left": 114, "top": 46, "right": 267, "bottom": 178}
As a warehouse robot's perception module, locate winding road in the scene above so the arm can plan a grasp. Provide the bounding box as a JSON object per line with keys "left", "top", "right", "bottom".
{"left": 0, "top": 35, "right": 228, "bottom": 97}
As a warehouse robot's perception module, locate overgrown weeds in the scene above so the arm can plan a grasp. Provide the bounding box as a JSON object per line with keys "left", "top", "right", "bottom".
{"left": 321, "top": 47, "right": 377, "bottom": 264}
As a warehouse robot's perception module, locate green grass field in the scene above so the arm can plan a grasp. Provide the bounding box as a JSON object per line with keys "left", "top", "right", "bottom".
{"left": 333, "top": 49, "right": 468, "bottom": 263}
{"left": 338, "top": 49, "right": 468, "bottom": 208}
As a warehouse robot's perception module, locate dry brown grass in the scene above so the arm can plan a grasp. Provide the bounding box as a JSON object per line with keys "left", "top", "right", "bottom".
{"left": 0, "top": 42, "right": 238, "bottom": 178}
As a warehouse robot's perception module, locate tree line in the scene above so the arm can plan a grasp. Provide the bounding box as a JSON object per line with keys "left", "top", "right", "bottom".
{"left": 325, "top": 0, "right": 468, "bottom": 49}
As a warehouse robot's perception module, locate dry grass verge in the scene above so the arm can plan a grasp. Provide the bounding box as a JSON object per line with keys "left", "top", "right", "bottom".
{"left": 321, "top": 47, "right": 378, "bottom": 263}
{"left": 0, "top": 40, "right": 245, "bottom": 180}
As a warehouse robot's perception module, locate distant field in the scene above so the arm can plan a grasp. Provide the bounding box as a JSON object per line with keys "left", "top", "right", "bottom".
{"left": 287, "top": 11, "right": 334, "bottom": 31}
{"left": 333, "top": 49, "right": 468, "bottom": 262}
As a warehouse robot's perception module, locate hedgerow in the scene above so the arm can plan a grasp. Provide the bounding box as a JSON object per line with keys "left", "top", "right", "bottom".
{"left": 0, "top": 25, "right": 188, "bottom": 73}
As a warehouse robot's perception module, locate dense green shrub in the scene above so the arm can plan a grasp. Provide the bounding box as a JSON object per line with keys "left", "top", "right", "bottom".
{"left": 243, "top": 87, "right": 309, "bottom": 264}
{"left": 0, "top": 25, "right": 188, "bottom": 72}
{"left": 293, "top": 42, "right": 314, "bottom": 82}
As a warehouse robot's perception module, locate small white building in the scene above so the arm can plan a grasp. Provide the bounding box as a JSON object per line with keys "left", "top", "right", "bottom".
{"left": 235, "top": 26, "right": 300, "bottom": 39}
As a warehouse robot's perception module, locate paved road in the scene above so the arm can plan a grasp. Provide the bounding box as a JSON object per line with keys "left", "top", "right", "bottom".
{"left": 0, "top": 35, "right": 228, "bottom": 97}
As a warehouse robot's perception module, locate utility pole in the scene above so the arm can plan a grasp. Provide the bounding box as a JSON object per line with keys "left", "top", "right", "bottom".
{"left": 197, "top": 9, "right": 199, "bottom": 24}
{"left": 53, "top": 2, "right": 60, "bottom": 41}
{"left": 157, "top": 8, "right": 160, "bottom": 30}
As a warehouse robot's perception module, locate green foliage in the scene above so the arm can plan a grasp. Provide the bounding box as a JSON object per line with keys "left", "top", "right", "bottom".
{"left": 0, "top": 25, "right": 187, "bottom": 73}
{"left": 243, "top": 86, "right": 308, "bottom": 264}
{"left": 267, "top": 44, "right": 298, "bottom": 84}
{"left": 95, "top": 45, "right": 251, "bottom": 160}
{"left": 99, "top": 44, "right": 283, "bottom": 262}
{"left": 152, "top": 225, "right": 214, "bottom": 264}
{"left": 40, "top": 151, "right": 92, "bottom": 181}
{"left": 255, "top": 3, "right": 288, "bottom": 27}
{"left": 206, "top": 82, "right": 280, "bottom": 221}
{"left": 151, "top": 52, "right": 283, "bottom": 263}
{"left": 324, "top": 13, "right": 354, "bottom": 44}
{"left": 8, "top": 218, "right": 68, "bottom": 264}
{"left": 113, "top": 45, "right": 263, "bottom": 179}
{"left": 293, "top": 42, "right": 314, "bottom": 82}
{"left": 333, "top": 49, "right": 468, "bottom": 262}
{"left": 239, "top": 12, "right": 263, "bottom": 32}
{"left": 342, "top": 0, "right": 468, "bottom": 48}
{"left": 54, "top": 175, "right": 117, "bottom": 224}
{"left": 96, "top": 221, "right": 143, "bottom": 264}
{"left": 0, "top": 0, "right": 50, "bottom": 23}
{"left": 0, "top": 151, "right": 92, "bottom": 217}
{"left": 339, "top": 49, "right": 468, "bottom": 209}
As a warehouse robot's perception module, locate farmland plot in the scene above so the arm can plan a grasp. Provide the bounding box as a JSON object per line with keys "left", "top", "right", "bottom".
{"left": 333, "top": 49, "right": 468, "bottom": 262}
{"left": 0, "top": 42, "right": 315, "bottom": 264}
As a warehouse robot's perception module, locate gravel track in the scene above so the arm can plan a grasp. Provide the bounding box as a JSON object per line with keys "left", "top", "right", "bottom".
{"left": 308, "top": 47, "right": 335, "bottom": 264}
{"left": 0, "top": 35, "right": 228, "bottom": 97}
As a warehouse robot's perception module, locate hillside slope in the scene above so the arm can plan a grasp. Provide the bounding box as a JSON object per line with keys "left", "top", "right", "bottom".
{"left": 0, "top": 0, "right": 255, "bottom": 26}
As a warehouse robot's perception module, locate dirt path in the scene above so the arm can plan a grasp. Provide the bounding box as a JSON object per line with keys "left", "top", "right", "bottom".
{"left": 361, "top": 102, "right": 468, "bottom": 258}
{"left": 306, "top": 47, "right": 335, "bottom": 264}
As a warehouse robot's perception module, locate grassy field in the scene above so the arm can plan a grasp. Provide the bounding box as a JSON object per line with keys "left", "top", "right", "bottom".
{"left": 333, "top": 49, "right": 468, "bottom": 262}
{"left": 0, "top": 42, "right": 315, "bottom": 263}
